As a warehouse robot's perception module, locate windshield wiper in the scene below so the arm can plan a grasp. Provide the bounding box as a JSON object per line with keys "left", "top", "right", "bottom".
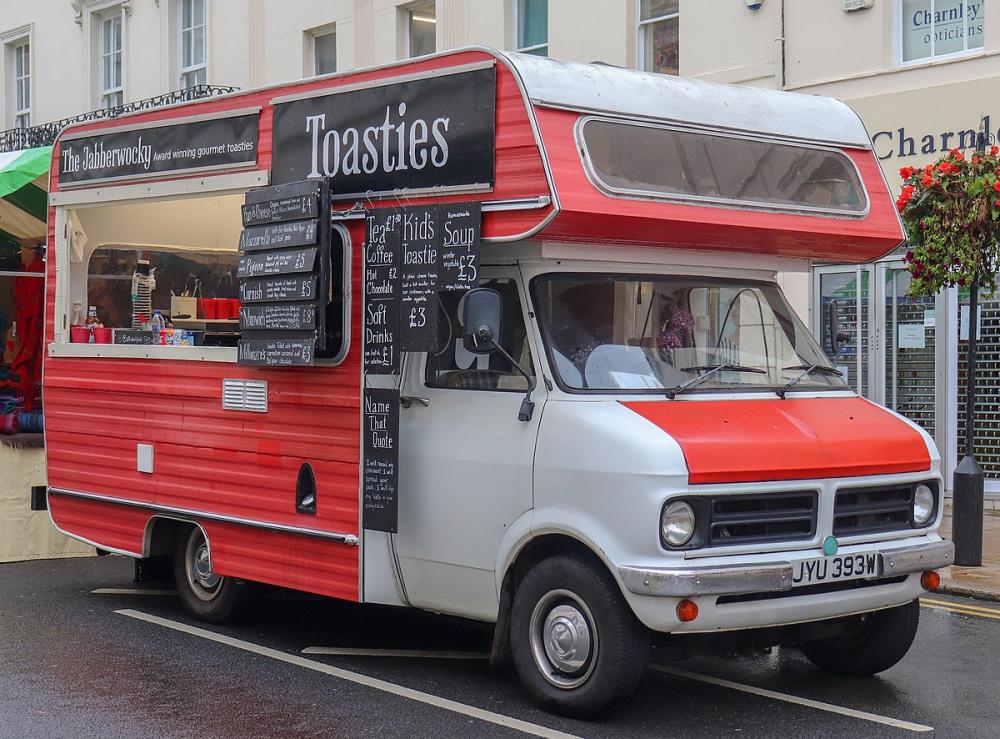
{"left": 777, "top": 364, "right": 844, "bottom": 399}
{"left": 666, "top": 364, "right": 767, "bottom": 399}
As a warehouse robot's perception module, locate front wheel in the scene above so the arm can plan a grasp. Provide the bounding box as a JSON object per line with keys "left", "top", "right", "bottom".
{"left": 173, "top": 527, "right": 247, "bottom": 623}
{"left": 800, "top": 600, "right": 919, "bottom": 675}
{"left": 510, "top": 555, "right": 649, "bottom": 718}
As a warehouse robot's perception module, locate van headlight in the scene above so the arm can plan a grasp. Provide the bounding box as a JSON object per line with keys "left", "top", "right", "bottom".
{"left": 661, "top": 500, "right": 696, "bottom": 547}
{"left": 913, "top": 483, "right": 935, "bottom": 526}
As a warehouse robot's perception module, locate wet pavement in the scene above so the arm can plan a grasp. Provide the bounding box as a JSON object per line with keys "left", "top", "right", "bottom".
{"left": 1, "top": 555, "right": 998, "bottom": 738}
{"left": 939, "top": 508, "right": 1000, "bottom": 600}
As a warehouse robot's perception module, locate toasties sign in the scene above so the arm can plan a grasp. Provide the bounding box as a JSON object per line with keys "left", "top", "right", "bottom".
{"left": 271, "top": 64, "right": 496, "bottom": 197}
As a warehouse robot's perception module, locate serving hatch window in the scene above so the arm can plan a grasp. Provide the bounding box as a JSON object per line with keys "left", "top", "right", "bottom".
{"left": 579, "top": 118, "right": 868, "bottom": 216}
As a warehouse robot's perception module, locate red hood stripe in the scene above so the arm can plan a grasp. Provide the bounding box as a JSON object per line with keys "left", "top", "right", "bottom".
{"left": 622, "top": 397, "right": 931, "bottom": 484}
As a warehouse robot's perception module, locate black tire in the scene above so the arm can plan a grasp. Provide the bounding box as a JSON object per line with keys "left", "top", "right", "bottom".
{"left": 173, "top": 527, "right": 247, "bottom": 623}
{"left": 510, "top": 555, "right": 649, "bottom": 718}
{"left": 800, "top": 600, "right": 920, "bottom": 675}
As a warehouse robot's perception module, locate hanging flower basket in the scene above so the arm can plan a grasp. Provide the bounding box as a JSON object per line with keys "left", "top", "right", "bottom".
{"left": 897, "top": 147, "right": 1000, "bottom": 298}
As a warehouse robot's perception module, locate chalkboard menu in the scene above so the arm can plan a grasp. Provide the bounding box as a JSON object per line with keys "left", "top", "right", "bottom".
{"left": 364, "top": 210, "right": 401, "bottom": 374}
{"left": 399, "top": 208, "right": 440, "bottom": 351}
{"left": 439, "top": 203, "right": 481, "bottom": 292}
{"left": 363, "top": 387, "right": 400, "bottom": 533}
{"left": 237, "top": 179, "right": 330, "bottom": 365}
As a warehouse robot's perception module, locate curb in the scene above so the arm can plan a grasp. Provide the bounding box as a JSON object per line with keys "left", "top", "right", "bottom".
{"left": 938, "top": 582, "right": 1000, "bottom": 604}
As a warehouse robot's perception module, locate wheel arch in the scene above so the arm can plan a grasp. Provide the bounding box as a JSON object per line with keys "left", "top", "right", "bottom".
{"left": 143, "top": 515, "right": 212, "bottom": 565}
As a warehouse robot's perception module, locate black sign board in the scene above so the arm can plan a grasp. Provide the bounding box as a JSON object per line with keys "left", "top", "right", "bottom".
{"left": 240, "top": 303, "right": 316, "bottom": 331}
{"left": 439, "top": 202, "right": 481, "bottom": 292}
{"left": 242, "top": 180, "right": 321, "bottom": 226}
{"left": 237, "top": 246, "right": 317, "bottom": 278}
{"left": 239, "top": 274, "right": 317, "bottom": 303}
{"left": 399, "top": 207, "right": 440, "bottom": 351}
{"left": 239, "top": 220, "right": 318, "bottom": 252}
{"left": 238, "top": 338, "right": 315, "bottom": 366}
{"left": 237, "top": 179, "right": 331, "bottom": 365}
{"left": 271, "top": 66, "right": 496, "bottom": 196}
{"left": 113, "top": 330, "right": 159, "bottom": 345}
{"left": 363, "top": 387, "right": 400, "bottom": 533}
{"left": 364, "top": 210, "right": 401, "bottom": 374}
{"left": 59, "top": 112, "right": 258, "bottom": 187}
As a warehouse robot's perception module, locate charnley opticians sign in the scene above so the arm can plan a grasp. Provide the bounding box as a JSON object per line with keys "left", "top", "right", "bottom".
{"left": 872, "top": 115, "right": 996, "bottom": 161}
{"left": 270, "top": 62, "right": 496, "bottom": 197}
{"left": 58, "top": 110, "right": 259, "bottom": 187}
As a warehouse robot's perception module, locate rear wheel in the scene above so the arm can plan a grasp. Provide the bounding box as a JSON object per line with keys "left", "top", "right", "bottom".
{"left": 800, "top": 600, "right": 919, "bottom": 675}
{"left": 510, "top": 555, "right": 649, "bottom": 718}
{"left": 173, "top": 527, "right": 246, "bottom": 623}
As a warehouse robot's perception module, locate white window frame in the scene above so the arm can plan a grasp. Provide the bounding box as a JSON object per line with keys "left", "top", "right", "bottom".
{"left": 637, "top": 1, "right": 679, "bottom": 73}
{"left": 11, "top": 38, "right": 29, "bottom": 128}
{"left": 179, "top": 0, "right": 207, "bottom": 89}
{"left": 98, "top": 10, "right": 124, "bottom": 109}
{"left": 514, "top": 0, "right": 548, "bottom": 55}
{"left": 403, "top": 0, "right": 436, "bottom": 59}
{"left": 896, "top": 0, "right": 985, "bottom": 67}
{"left": 309, "top": 25, "right": 337, "bottom": 77}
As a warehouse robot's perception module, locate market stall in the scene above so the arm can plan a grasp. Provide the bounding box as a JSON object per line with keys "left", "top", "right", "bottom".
{"left": 0, "top": 146, "right": 91, "bottom": 561}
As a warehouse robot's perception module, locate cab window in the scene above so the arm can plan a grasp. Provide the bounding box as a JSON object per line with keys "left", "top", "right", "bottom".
{"left": 425, "top": 278, "right": 534, "bottom": 392}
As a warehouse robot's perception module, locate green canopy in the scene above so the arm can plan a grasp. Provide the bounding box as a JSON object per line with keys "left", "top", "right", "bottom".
{"left": 0, "top": 147, "right": 50, "bottom": 249}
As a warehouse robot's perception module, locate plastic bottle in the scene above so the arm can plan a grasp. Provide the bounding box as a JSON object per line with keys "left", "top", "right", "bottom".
{"left": 71, "top": 301, "right": 84, "bottom": 326}
{"left": 86, "top": 306, "right": 99, "bottom": 343}
{"left": 151, "top": 310, "right": 165, "bottom": 343}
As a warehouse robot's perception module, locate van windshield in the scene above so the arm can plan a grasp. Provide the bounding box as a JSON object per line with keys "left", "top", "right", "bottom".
{"left": 531, "top": 274, "right": 848, "bottom": 394}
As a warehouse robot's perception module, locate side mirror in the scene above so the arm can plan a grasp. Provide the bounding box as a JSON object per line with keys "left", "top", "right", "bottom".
{"left": 828, "top": 299, "right": 852, "bottom": 360}
{"left": 462, "top": 288, "right": 503, "bottom": 355}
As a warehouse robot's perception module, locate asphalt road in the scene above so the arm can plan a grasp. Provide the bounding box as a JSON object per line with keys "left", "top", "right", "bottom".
{"left": 1, "top": 556, "right": 997, "bottom": 738}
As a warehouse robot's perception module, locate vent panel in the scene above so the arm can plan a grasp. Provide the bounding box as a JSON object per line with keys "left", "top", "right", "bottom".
{"left": 222, "top": 378, "right": 268, "bottom": 413}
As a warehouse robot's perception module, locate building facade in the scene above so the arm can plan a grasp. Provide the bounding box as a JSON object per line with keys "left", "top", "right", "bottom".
{"left": 1, "top": 0, "right": 995, "bottom": 496}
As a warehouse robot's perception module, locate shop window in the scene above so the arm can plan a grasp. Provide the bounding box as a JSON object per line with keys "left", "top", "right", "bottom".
{"left": 10, "top": 39, "right": 29, "bottom": 128}
{"left": 98, "top": 11, "right": 123, "bottom": 109}
{"left": 425, "top": 278, "right": 534, "bottom": 392}
{"left": 516, "top": 0, "right": 548, "bottom": 56}
{"left": 580, "top": 117, "right": 868, "bottom": 216}
{"left": 638, "top": 0, "right": 678, "bottom": 75}
{"left": 404, "top": 1, "right": 436, "bottom": 59}
{"left": 179, "top": 0, "right": 207, "bottom": 89}
{"left": 0, "top": 242, "right": 45, "bottom": 426}
{"left": 312, "top": 27, "right": 337, "bottom": 76}
{"left": 900, "top": 0, "right": 984, "bottom": 64}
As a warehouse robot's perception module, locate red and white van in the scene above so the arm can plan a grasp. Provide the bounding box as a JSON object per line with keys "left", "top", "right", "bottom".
{"left": 39, "top": 48, "right": 952, "bottom": 717}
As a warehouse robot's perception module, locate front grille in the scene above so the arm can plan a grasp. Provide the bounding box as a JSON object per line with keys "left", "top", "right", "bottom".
{"left": 708, "top": 492, "right": 817, "bottom": 546}
{"left": 833, "top": 485, "right": 913, "bottom": 536}
{"left": 716, "top": 575, "right": 908, "bottom": 604}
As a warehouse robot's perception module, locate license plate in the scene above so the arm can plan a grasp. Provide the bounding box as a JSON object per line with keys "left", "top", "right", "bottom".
{"left": 791, "top": 552, "right": 881, "bottom": 587}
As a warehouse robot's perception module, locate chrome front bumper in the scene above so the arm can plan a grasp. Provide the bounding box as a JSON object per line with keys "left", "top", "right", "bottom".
{"left": 618, "top": 540, "right": 954, "bottom": 598}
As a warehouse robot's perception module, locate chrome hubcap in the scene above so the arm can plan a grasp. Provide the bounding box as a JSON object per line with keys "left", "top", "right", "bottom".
{"left": 529, "top": 589, "right": 599, "bottom": 689}
{"left": 185, "top": 530, "right": 222, "bottom": 601}
{"left": 193, "top": 543, "right": 220, "bottom": 589}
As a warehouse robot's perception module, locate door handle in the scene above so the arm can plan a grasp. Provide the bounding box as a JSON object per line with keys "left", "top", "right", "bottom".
{"left": 400, "top": 395, "right": 430, "bottom": 408}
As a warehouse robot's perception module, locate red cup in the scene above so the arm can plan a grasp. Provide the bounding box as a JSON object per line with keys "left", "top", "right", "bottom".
{"left": 228, "top": 299, "right": 240, "bottom": 319}
{"left": 204, "top": 300, "right": 220, "bottom": 319}
{"left": 70, "top": 326, "right": 90, "bottom": 343}
{"left": 93, "top": 327, "right": 112, "bottom": 344}
{"left": 197, "top": 298, "right": 206, "bottom": 319}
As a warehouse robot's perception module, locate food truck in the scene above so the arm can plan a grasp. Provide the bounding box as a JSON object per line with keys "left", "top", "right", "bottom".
{"left": 37, "top": 48, "right": 953, "bottom": 717}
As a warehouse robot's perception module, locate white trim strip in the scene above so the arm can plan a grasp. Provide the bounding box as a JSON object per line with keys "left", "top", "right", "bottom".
{"left": 651, "top": 664, "right": 933, "bottom": 733}
{"left": 117, "top": 609, "right": 579, "bottom": 739}
{"left": 302, "top": 647, "right": 489, "bottom": 660}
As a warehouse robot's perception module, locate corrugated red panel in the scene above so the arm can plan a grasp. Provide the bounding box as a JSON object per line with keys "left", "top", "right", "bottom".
{"left": 43, "top": 50, "right": 551, "bottom": 603}
{"left": 532, "top": 107, "right": 904, "bottom": 262}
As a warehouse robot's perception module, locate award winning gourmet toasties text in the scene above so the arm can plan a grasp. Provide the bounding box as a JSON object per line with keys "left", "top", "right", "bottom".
{"left": 305, "top": 102, "right": 450, "bottom": 180}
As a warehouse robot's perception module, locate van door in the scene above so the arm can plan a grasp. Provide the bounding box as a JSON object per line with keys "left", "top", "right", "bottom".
{"left": 395, "top": 270, "right": 542, "bottom": 620}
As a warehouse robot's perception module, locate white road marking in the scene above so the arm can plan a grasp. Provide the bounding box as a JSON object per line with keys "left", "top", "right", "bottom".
{"left": 91, "top": 588, "right": 177, "bottom": 596}
{"left": 116, "top": 609, "right": 578, "bottom": 739}
{"left": 651, "top": 664, "right": 933, "bottom": 733}
{"left": 302, "top": 646, "right": 490, "bottom": 660}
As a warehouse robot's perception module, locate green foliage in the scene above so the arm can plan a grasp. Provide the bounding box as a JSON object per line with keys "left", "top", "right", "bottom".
{"left": 897, "top": 147, "right": 1000, "bottom": 299}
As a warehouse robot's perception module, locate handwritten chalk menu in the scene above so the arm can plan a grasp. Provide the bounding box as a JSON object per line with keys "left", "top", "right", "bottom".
{"left": 364, "top": 210, "right": 401, "bottom": 374}
{"left": 240, "top": 303, "right": 316, "bottom": 331}
{"left": 399, "top": 207, "right": 440, "bottom": 351}
{"left": 238, "top": 338, "right": 314, "bottom": 366}
{"left": 439, "top": 203, "right": 481, "bottom": 292}
{"left": 240, "top": 275, "right": 316, "bottom": 303}
{"left": 237, "top": 179, "right": 330, "bottom": 366}
{"left": 237, "top": 246, "right": 316, "bottom": 278}
{"left": 242, "top": 180, "right": 320, "bottom": 225}
{"left": 239, "top": 220, "right": 318, "bottom": 252}
{"left": 363, "top": 387, "right": 400, "bottom": 533}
